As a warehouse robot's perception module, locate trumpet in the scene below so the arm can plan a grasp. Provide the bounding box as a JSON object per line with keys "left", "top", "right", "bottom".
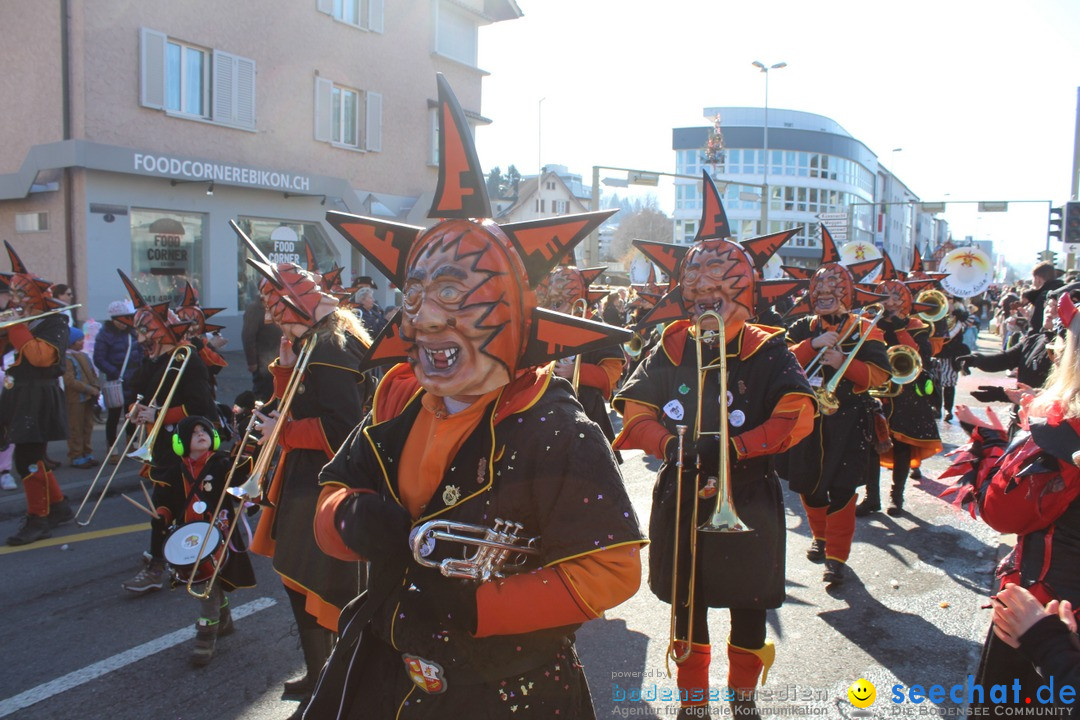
{"left": 668, "top": 310, "right": 749, "bottom": 670}
{"left": 623, "top": 332, "right": 646, "bottom": 359}
{"left": 869, "top": 345, "right": 923, "bottom": 398}
{"left": 73, "top": 394, "right": 145, "bottom": 526}
{"left": 410, "top": 518, "right": 541, "bottom": 582}
{"left": 814, "top": 305, "right": 885, "bottom": 415}
{"left": 916, "top": 289, "right": 948, "bottom": 324}
{"left": 0, "top": 304, "right": 82, "bottom": 330}
{"left": 127, "top": 346, "right": 193, "bottom": 465}
{"left": 186, "top": 335, "right": 317, "bottom": 598}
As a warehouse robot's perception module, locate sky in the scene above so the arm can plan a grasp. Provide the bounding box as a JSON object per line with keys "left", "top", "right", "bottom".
{"left": 475, "top": 0, "right": 1080, "bottom": 268}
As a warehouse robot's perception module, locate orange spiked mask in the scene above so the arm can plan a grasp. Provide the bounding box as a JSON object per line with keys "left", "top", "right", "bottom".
{"left": 1, "top": 241, "right": 63, "bottom": 315}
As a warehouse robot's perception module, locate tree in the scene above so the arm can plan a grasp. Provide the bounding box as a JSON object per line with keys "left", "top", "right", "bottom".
{"left": 608, "top": 207, "right": 673, "bottom": 263}
{"left": 505, "top": 165, "right": 521, "bottom": 199}
{"left": 486, "top": 166, "right": 504, "bottom": 199}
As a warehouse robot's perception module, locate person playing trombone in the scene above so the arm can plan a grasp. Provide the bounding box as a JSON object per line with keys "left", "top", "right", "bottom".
{"left": 782, "top": 228, "right": 891, "bottom": 586}
{"left": 114, "top": 270, "right": 216, "bottom": 594}
{"left": 613, "top": 174, "right": 814, "bottom": 718}
{"left": 306, "top": 74, "right": 643, "bottom": 720}
{"left": 236, "top": 227, "right": 372, "bottom": 718}
{"left": 1, "top": 243, "right": 75, "bottom": 546}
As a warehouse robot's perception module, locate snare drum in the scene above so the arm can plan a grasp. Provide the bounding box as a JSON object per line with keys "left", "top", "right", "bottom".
{"left": 163, "top": 521, "right": 228, "bottom": 584}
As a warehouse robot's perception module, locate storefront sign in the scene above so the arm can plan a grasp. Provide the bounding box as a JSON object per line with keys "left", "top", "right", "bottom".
{"left": 133, "top": 152, "right": 312, "bottom": 193}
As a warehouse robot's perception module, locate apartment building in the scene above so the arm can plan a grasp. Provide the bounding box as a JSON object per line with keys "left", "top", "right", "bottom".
{"left": 0, "top": 0, "right": 521, "bottom": 333}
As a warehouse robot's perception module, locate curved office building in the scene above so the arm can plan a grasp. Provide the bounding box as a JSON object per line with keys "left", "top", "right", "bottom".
{"left": 673, "top": 108, "right": 906, "bottom": 268}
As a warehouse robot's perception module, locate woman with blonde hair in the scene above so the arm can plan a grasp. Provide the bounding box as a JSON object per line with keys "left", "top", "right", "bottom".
{"left": 945, "top": 287, "right": 1080, "bottom": 712}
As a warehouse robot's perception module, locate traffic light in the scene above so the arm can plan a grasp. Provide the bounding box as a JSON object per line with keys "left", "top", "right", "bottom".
{"left": 1048, "top": 206, "right": 1063, "bottom": 240}
{"left": 1037, "top": 249, "right": 1058, "bottom": 264}
{"left": 1065, "top": 201, "right": 1080, "bottom": 244}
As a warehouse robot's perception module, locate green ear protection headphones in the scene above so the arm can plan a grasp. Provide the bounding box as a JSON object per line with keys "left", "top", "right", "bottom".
{"left": 172, "top": 422, "right": 221, "bottom": 456}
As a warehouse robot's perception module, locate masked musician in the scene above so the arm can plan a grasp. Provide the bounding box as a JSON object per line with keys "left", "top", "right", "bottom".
{"left": 536, "top": 262, "right": 625, "bottom": 445}
{"left": 231, "top": 231, "right": 371, "bottom": 715}
{"left": 306, "top": 74, "right": 643, "bottom": 720}
{"left": 782, "top": 229, "right": 890, "bottom": 585}
{"left": 614, "top": 173, "right": 813, "bottom": 718}
{"left": 115, "top": 270, "right": 217, "bottom": 593}
{"left": 859, "top": 257, "right": 942, "bottom": 517}
{"left": 1, "top": 243, "right": 73, "bottom": 546}
{"left": 175, "top": 282, "right": 229, "bottom": 401}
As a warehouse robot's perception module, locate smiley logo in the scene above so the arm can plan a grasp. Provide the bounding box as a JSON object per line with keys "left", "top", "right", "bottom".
{"left": 848, "top": 678, "right": 876, "bottom": 708}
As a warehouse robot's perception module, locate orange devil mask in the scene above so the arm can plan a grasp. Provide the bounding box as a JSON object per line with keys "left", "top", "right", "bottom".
{"left": 114, "top": 270, "right": 190, "bottom": 358}
{"left": 536, "top": 265, "right": 606, "bottom": 316}
{"left": 630, "top": 172, "right": 805, "bottom": 334}
{"left": 176, "top": 282, "right": 226, "bottom": 336}
{"left": 252, "top": 74, "right": 629, "bottom": 400}
{"left": 783, "top": 226, "right": 884, "bottom": 318}
{"left": 1, "top": 242, "right": 64, "bottom": 316}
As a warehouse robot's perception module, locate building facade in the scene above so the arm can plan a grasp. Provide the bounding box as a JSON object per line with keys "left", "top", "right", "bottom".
{"left": 0, "top": 0, "right": 521, "bottom": 335}
{"left": 672, "top": 107, "right": 946, "bottom": 270}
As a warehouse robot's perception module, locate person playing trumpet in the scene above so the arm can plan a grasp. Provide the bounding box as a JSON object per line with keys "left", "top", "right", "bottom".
{"left": 114, "top": 270, "right": 216, "bottom": 593}
{"left": 614, "top": 174, "right": 814, "bottom": 718}
{"left": 782, "top": 229, "right": 891, "bottom": 585}
{"left": 0, "top": 243, "right": 74, "bottom": 546}
{"left": 306, "top": 74, "right": 643, "bottom": 719}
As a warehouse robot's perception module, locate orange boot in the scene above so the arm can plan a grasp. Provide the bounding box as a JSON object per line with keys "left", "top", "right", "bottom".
{"left": 674, "top": 641, "right": 711, "bottom": 717}
{"left": 727, "top": 641, "right": 775, "bottom": 719}
{"left": 823, "top": 495, "right": 857, "bottom": 585}
{"left": 43, "top": 468, "right": 74, "bottom": 527}
{"left": 6, "top": 467, "right": 51, "bottom": 546}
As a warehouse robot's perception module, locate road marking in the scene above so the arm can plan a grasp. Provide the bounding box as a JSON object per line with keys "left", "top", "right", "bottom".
{"left": 0, "top": 523, "right": 150, "bottom": 556}
{"left": 0, "top": 596, "right": 277, "bottom": 718}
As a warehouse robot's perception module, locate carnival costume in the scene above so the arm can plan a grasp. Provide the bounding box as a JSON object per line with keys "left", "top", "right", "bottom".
{"left": 941, "top": 290, "right": 1080, "bottom": 712}
{"left": 614, "top": 173, "right": 814, "bottom": 717}
{"left": 307, "top": 74, "right": 644, "bottom": 720}
{"left": 782, "top": 229, "right": 891, "bottom": 584}
{"left": 1, "top": 243, "right": 72, "bottom": 546}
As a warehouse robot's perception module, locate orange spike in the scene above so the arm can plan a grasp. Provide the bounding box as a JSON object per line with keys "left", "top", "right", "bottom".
{"left": 359, "top": 311, "right": 410, "bottom": 372}
{"left": 632, "top": 240, "right": 689, "bottom": 278}
{"left": 741, "top": 228, "right": 800, "bottom": 270}
{"left": 520, "top": 308, "right": 631, "bottom": 367}
{"left": 500, "top": 210, "right": 616, "bottom": 288}
{"left": 326, "top": 212, "right": 424, "bottom": 289}
{"left": 820, "top": 226, "right": 841, "bottom": 264}
{"left": 634, "top": 288, "right": 688, "bottom": 330}
{"left": 848, "top": 258, "right": 884, "bottom": 282}
{"left": 429, "top": 73, "right": 491, "bottom": 219}
{"left": 696, "top": 171, "right": 731, "bottom": 240}
{"left": 781, "top": 265, "right": 813, "bottom": 280}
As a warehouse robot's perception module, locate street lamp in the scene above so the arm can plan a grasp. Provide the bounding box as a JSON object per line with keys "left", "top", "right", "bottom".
{"left": 751, "top": 60, "right": 786, "bottom": 235}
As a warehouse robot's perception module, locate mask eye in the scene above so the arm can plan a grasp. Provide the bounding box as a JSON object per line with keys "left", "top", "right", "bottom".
{"left": 402, "top": 283, "right": 423, "bottom": 313}
{"left": 436, "top": 283, "right": 464, "bottom": 306}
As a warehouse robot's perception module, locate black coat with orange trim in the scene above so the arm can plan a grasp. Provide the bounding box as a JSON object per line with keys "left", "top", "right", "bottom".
{"left": 615, "top": 322, "right": 813, "bottom": 608}
{"left": 878, "top": 317, "right": 942, "bottom": 464}
{"left": 131, "top": 344, "right": 215, "bottom": 469}
{"left": 784, "top": 314, "right": 890, "bottom": 496}
{"left": 317, "top": 367, "right": 643, "bottom": 700}
{"left": 0, "top": 312, "right": 69, "bottom": 443}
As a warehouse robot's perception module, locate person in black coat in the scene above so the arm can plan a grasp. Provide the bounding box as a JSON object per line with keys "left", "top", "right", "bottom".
{"left": 93, "top": 299, "right": 144, "bottom": 461}
{"left": 0, "top": 244, "right": 72, "bottom": 546}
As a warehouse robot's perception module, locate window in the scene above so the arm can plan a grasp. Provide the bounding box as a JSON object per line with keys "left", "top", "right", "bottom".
{"left": 130, "top": 209, "right": 205, "bottom": 306}
{"left": 140, "top": 28, "right": 255, "bottom": 130}
{"left": 434, "top": 1, "right": 478, "bottom": 66}
{"left": 553, "top": 200, "right": 568, "bottom": 214}
{"left": 315, "top": 77, "right": 382, "bottom": 151}
{"left": 317, "top": 0, "right": 384, "bottom": 32}
{"left": 235, "top": 217, "right": 338, "bottom": 310}
{"left": 15, "top": 212, "right": 48, "bottom": 233}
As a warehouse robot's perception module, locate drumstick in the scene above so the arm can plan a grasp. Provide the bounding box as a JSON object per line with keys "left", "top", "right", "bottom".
{"left": 121, "top": 493, "right": 159, "bottom": 519}
{"left": 139, "top": 480, "right": 156, "bottom": 516}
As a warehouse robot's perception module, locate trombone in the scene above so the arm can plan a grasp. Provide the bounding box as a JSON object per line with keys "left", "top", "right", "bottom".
{"left": 187, "top": 335, "right": 318, "bottom": 599}
{"left": 814, "top": 305, "right": 885, "bottom": 415}
{"left": 569, "top": 297, "right": 588, "bottom": 393}
{"left": 915, "top": 289, "right": 948, "bottom": 324}
{"left": 72, "top": 394, "right": 144, "bottom": 526}
{"left": 0, "top": 304, "right": 82, "bottom": 330}
{"left": 127, "top": 346, "right": 193, "bottom": 465}
{"left": 667, "top": 310, "right": 750, "bottom": 671}
{"left": 802, "top": 315, "right": 862, "bottom": 387}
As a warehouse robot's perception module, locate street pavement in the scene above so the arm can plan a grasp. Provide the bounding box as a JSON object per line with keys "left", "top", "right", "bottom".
{"left": 0, "top": 333, "right": 1028, "bottom": 719}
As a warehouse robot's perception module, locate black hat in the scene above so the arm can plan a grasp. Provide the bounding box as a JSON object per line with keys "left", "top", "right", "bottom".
{"left": 172, "top": 415, "right": 220, "bottom": 456}
{"left": 353, "top": 275, "right": 378, "bottom": 289}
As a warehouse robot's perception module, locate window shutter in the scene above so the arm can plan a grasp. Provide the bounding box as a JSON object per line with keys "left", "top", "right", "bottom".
{"left": 365, "top": 91, "right": 382, "bottom": 152}
{"left": 211, "top": 50, "right": 235, "bottom": 124}
{"left": 235, "top": 56, "right": 256, "bottom": 128}
{"left": 314, "top": 77, "right": 334, "bottom": 142}
{"left": 317, "top": 0, "right": 333, "bottom": 14}
{"left": 368, "top": 0, "right": 384, "bottom": 32}
{"left": 139, "top": 27, "right": 167, "bottom": 109}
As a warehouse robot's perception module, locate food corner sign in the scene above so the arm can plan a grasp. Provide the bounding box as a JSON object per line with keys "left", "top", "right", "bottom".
{"left": 133, "top": 152, "right": 313, "bottom": 193}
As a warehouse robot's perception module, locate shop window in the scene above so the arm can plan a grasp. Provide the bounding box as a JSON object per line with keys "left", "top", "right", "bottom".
{"left": 234, "top": 217, "right": 338, "bottom": 311}
{"left": 130, "top": 209, "right": 205, "bottom": 306}
{"left": 140, "top": 28, "right": 256, "bottom": 130}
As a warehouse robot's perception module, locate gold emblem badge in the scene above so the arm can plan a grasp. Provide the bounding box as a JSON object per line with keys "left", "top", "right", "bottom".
{"left": 442, "top": 485, "right": 461, "bottom": 506}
